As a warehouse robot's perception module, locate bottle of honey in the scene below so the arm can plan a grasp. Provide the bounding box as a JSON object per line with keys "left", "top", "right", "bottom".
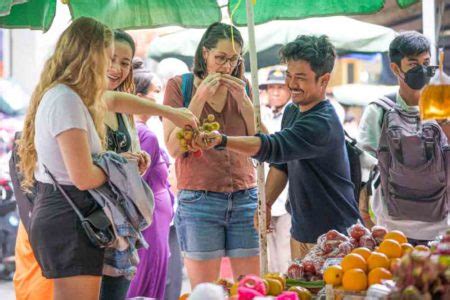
{"left": 420, "top": 49, "right": 450, "bottom": 121}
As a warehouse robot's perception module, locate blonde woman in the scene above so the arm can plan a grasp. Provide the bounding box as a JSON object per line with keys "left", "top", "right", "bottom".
{"left": 17, "top": 17, "right": 197, "bottom": 300}
{"left": 17, "top": 17, "right": 112, "bottom": 300}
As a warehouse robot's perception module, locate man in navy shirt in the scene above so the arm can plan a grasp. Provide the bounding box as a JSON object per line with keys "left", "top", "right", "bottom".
{"left": 201, "top": 35, "right": 361, "bottom": 260}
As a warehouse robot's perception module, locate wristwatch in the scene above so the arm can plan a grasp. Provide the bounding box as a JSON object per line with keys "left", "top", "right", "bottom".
{"left": 214, "top": 134, "right": 228, "bottom": 150}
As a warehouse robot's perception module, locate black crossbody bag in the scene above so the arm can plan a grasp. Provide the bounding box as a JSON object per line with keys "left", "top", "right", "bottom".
{"left": 43, "top": 165, "right": 115, "bottom": 248}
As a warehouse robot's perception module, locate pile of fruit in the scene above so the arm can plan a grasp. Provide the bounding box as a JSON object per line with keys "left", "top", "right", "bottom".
{"left": 218, "top": 274, "right": 312, "bottom": 299}
{"left": 176, "top": 114, "right": 220, "bottom": 157}
{"left": 178, "top": 227, "right": 450, "bottom": 300}
{"left": 287, "top": 222, "right": 388, "bottom": 282}
{"left": 387, "top": 230, "right": 450, "bottom": 299}
{"left": 179, "top": 274, "right": 313, "bottom": 300}
{"left": 389, "top": 250, "right": 449, "bottom": 299}
{"left": 323, "top": 228, "right": 432, "bottom": 294}
{"left": 430, "top": 229, "right": 450, "bottom": 258}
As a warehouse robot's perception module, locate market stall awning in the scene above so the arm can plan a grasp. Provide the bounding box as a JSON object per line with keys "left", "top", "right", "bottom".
{"left": 148, "top": 16, "right": 397, "bottom": 69}
{"left": 0, "top": 0, "right": 419, "bottom": 32}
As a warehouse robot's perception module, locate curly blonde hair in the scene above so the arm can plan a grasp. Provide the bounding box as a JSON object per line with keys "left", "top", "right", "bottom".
{"left": 18, "top": 17, "right": 113, "bottom": 190}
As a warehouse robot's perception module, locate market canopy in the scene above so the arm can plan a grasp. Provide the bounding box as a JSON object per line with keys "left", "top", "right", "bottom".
{"left": 0, "top": 0, "right": 419, "bottom": 32}
{"left": 229, "top": 0, "right": 418, "bottom": 26}
{"left": 148, "top": 16, "right": 397, "bottom": 69}
{"left": 332, "top": 83, "right": 399, "bottom": 106}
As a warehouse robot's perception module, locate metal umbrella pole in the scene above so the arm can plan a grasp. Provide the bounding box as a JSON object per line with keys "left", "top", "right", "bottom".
{"left": 245, "top": 0, "right": 268, "bottom": 276}
{"left": 422, "top": 0, "right": 437, "bottom": 64}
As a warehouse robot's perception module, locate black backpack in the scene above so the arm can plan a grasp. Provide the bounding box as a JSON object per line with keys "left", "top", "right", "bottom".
{"left": 344, "top": 131, "right": 363, "bottom": 204}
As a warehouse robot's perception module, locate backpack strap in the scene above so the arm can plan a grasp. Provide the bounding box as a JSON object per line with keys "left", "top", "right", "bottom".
{"left": 181, "top": 73, "right": 195, "bottom": 108}
{"left": 371, "top": 93, "right": 397, "bottom": 130}
{"left": 371, "top": 94, "right": 396, "bottom": 112}
{"left": 9, "top": 131, "right": 35, "bottom": 233}
{"left": 181, "top": 73, "right": 251, "bottom": 108}
{"left": 345, "top": 130, "right": 361, "bottom": 153}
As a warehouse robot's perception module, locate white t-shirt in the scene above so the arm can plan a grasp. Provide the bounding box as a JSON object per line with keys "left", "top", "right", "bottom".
{"left": 34, "top": 84, "right": 102, "bottom": 185}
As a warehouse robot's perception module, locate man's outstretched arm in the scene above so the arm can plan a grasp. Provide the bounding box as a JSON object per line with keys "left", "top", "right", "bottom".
{"left": 201, "top": 115, "right": 330, "bottom": 164}
{"left": 226, "top": 135, "right": 262, "bottom": 156}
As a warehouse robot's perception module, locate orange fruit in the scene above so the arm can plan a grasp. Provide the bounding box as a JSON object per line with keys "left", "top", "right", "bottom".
{"left": 401, "top": 243, "right": 414, "bottom": 255}
{"left": 415, "top": 245, "right": 430, "bottom": 252}
{"left": 179, "top": 293, "right": 190, "bottom": 300}
{"left": 342, "top": 268, "right": 368, "bottom": 292}
{"left": 352, "top": 247, "right": 372, "bottom": 261}
{"left": 341, "top": 253, "right": 368, "bottom": 272}
{"left": 368, "top": 267, "right": 393, "bottom": 286}
{"left": 378, "top": 239, "right": 402, "bottom": 258}
{"left": 390, "top": 258, "right": 401, "bottom": 273}
{"left": 324, "top": 265, "right": 343, "bottom": 287}
{"left": 384, "top": 230, "right": 408, "bottom": 244}
{"left": 367, "top": 252, "right": 390, "bottom": 271}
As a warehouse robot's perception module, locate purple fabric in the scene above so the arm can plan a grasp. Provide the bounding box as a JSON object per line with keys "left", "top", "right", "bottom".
{"left": 127, "top": 122, "right": 174, "bottom": 299}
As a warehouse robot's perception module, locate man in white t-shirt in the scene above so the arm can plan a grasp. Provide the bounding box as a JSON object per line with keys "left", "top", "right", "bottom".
{"left": 260, "top": 66, "right": 292, "bottom": 273}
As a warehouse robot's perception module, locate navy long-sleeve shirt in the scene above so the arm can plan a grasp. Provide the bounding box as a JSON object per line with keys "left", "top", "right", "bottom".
{"left": 253, "top": 100, "right": 361, "bottom": 243}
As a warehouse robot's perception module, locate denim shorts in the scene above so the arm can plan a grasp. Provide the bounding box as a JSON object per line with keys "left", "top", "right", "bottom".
{"left": 175, "top": 188, "right": 259, "bottom": 260}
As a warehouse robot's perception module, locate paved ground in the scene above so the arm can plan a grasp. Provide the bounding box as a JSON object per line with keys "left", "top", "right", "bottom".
{"left": 0, "top": 280, "right": 15, "bottom": 300}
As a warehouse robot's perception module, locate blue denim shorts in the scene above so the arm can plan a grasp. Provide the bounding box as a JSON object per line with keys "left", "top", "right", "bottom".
{"left": 175, "top": 188, "right": 260, "bottom": 260}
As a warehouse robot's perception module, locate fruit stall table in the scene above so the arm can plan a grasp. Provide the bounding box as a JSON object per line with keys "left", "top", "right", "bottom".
{"left": 209, "top": 223, "right": 450, "bottom": 299}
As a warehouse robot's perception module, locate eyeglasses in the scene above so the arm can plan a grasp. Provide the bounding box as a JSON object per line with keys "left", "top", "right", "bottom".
{"left": 425, "top": 65, "right": 438, "bottom": 77}
{"left": 209, "top": 50, "right": 242, "bottom": 67}
{"left": 401, "top": 65, "right": 438, "bottom": 77}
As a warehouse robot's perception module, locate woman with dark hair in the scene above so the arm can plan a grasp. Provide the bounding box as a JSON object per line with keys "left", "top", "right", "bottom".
{"left": 100, "top": 30, "right": 148, "bottom": 300}
{"left": 163, "top": 22, "right": 260, "bottom": 287}
{"left": 104, "top": 30, "right": 142, "bottom": 156}
{"left": 126, "top": 58, "right": 173, "bottom": 299}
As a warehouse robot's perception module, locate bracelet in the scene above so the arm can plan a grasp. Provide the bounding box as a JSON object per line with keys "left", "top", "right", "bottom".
{"left": 214, "top": 134, "right": 227, "bottom": 150}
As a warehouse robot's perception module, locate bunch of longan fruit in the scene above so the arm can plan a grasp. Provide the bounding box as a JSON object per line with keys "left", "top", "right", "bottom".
{"left": 176, "top": 114, "right": 220, "bottom": 158}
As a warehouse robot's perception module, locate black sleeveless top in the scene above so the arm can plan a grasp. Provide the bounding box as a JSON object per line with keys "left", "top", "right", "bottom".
{"left": 106, "top": 113, "right": 132, "bottom": 153}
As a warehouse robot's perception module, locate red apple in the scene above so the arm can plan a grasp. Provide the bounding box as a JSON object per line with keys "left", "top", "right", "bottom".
{"left": 326, "top": 230, "right": 339, "bottom": 240}
{"left": 302, "top": 261, "right": 316, "bottom": 275}
{"left": 322, "top": 243, "right": 333, "bottom": 254}
{"left": 371, "top": 225, "right": 388, "bottom": 242}
{"left": 287, "top": 263, "right": 304, "bottom": 279}
{"left": 349, "top": 223, "right": 369, "bottom": 240}
{"left": 326, "top": 230, "right": 349, "bottom": 241}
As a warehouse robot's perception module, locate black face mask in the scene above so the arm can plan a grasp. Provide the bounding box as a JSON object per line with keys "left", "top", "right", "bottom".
{"left": 401, "top": 65, "right": 436, "bottom": 90}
